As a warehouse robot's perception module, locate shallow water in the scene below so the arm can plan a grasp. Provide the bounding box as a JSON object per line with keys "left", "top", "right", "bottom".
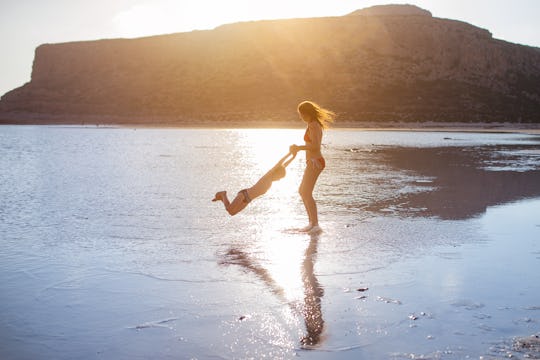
{"left": 0, "top": 126, "right": 539, "bottom": 359}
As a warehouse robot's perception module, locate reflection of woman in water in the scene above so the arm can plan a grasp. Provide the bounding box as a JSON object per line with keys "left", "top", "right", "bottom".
{"left": 290, "top": 101, "right": 335, "bottom": 233}
{"left": 221, "top": 233, "right": 324, "bottom": 346}
{"left": 300, "top": 234, "right": 324, "bottom": 346}
{"left": 212, "top": 152, "right": 296, "bottom": 215}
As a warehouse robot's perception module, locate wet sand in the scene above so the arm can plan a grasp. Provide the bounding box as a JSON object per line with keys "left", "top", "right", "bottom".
{"left": 212, "top": 137, "right": 540, "bottom": 359}
{"left": 0, "top": 128, "right": 539, "bottom": 359}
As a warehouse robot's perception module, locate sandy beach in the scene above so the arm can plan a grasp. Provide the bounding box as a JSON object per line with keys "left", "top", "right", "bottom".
{"left": 0, "top": 127, "right": 539, "bottom": 359}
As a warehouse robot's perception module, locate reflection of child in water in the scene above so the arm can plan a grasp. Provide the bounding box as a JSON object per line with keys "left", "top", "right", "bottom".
{"left": 212, "top": 152, "right": 296, "bottom": 215}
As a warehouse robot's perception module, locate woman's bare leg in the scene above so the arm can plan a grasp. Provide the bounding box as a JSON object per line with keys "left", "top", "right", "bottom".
{"left": 299, "top": 165, "right": 322, "bottom": 229}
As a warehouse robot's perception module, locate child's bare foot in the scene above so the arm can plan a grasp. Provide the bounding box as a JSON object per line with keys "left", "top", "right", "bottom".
{"left": 212, "top": 191, "right": 226, "bottom": 202}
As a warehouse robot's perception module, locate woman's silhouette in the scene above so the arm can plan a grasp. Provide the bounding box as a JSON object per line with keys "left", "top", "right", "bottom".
{"left": 290, "top": 101, "right": 336, "bottom": 233}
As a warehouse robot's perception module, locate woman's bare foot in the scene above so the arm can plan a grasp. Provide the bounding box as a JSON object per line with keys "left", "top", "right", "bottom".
{"left": 212, "top": 191, "right": 226, "bottom": 202}
{"left": 299, "top": 224, "right": 322, "bottom": 234}
{"left": 299, "top": 224, "right": 314, "bottom": 232}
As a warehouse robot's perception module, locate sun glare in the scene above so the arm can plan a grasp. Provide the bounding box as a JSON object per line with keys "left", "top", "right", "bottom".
{"left": 223, "top": 128, "right": 307, "bottom": 233}
{"left": 260, "top": 236, "right": 307, "bottom": 301}
{"left": 237, "top": 129, "right": 303, "bottom": 195}
{"left": 113, "top": 3, "right": 180, "bottom": 38}
{"left": 112, "top": 0, "right": 357, "bottom": 38}
{"left": 112, "top": 0, "right": 259, "bottom": 38}
{"left": 240, "top": 129, "right": 299, "bottom": 166}
{"left": 221, "top": 129, "right": 325, "bottom": 338}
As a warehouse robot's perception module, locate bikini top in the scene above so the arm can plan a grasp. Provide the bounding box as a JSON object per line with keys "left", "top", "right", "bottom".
{"left": 304, "top": 128, "right": 311, "bottom": 143}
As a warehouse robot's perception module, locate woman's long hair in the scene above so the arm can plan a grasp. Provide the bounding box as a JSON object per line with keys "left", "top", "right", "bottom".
{"left": 297, "top": 101, "right": 336, "bottom": 129}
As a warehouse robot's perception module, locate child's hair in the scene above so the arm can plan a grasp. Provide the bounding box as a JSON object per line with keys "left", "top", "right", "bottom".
{"left": 297, "top": 101, "right": 336, "bottom": 129}
{"left": 271, "top": 166, "right": 286, "bottom": 181}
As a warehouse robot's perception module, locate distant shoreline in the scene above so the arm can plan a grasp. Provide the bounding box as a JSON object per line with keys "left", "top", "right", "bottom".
{"left": 335, "top": 121, "right": 540, "bottom": 135}
{"left": 2, "top": 119, "right": 540, "bottom": 134}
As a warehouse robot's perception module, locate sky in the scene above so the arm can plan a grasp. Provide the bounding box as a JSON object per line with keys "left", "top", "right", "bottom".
{"left": 1, "top": 0, "right": 539, "bottom": 97}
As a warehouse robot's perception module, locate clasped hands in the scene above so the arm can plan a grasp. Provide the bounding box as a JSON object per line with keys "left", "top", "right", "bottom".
{"left": 289, "top": 144, "right": 300, "bottom": 155}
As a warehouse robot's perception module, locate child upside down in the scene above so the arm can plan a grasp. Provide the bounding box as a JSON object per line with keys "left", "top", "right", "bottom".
{"left": 212, "top": 152, "right": 296, "bottom": 215}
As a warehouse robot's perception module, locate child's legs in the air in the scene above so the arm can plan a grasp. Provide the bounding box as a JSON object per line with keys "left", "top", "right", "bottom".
{"left": 226, "top": 192, "right": 249, "bottom": 215}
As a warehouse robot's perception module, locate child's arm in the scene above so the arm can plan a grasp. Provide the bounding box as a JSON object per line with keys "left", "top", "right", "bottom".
{"left": 274, "top": 151, "right": 296, "bottom": 169}
{"left": 281, "top": 152, "right": 296, "bottom": 168}
{"left": 262, "top": 152, "right": 296, "bottom": 180}
{"left": 277, "top": 152, "right": 292, "bottom": 163}
{"left": 260, "top": 152, "right": 294, "bottom": 179}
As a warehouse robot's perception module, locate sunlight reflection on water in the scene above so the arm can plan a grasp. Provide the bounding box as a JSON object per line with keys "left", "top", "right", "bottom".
{"left": 210, "top": 128, "right": 540, "bottom": 356}
{"left": 1, "top": 126, "right": 539, "bottom": 359}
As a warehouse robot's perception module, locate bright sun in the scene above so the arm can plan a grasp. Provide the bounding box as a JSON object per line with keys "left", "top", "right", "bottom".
{"left": 112, "top": 1, "right": 260, "bottom": 38}
{"left": 112, "top": 0, "right": 352, "bottom": 38}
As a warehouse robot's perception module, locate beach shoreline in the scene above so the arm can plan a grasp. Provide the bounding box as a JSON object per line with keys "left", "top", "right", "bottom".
{"left": 2, "top": 118, "right": 540, "bottom": 134}
{"left": 335, "top": 121, "right": 540, "bottom": 135}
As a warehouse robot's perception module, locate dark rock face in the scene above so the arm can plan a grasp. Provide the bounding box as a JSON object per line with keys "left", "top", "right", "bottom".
{"left": 1, "top": 5, "right": 539, "bottom": 125}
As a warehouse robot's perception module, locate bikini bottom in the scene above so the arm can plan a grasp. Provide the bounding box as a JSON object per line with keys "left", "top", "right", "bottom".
{"left": 239, "top": 189, "right": 252, "bottom": 204}
{"left": 307, "top": 157, "right": 326, "bottom": 170}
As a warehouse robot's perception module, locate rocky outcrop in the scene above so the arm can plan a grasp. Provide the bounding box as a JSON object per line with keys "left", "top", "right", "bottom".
{"left": 347, "top": 4, "right": 432, "bottom": 17}
{"left": 1, "top": 4, "right": 539, "bottom": 125}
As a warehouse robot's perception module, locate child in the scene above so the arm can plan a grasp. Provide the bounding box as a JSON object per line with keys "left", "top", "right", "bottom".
{"left": 212, "top": 152, "right": 296, "bottom": 215}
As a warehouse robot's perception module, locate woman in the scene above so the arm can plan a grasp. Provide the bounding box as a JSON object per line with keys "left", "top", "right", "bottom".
{"left": 212, "top": 152, "right": 296, "bottom": 215}
{"left": 290, "top": 101, "right": 335, "bottom": 233}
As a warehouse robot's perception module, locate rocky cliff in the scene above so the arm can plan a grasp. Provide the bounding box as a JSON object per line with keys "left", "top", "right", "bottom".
{"left": 1, "top": 4, "right": 540, "bottom": 125}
